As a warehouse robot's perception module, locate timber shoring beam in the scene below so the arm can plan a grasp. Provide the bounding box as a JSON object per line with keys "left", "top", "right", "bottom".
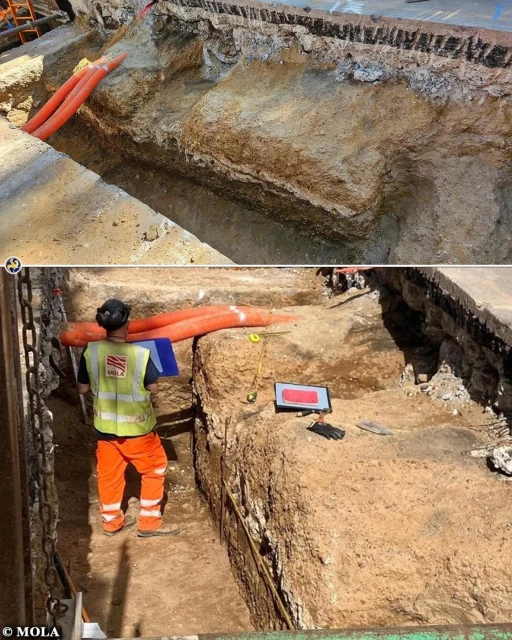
{"left": 0, "top": 271, "right": 34, "bottom": 625}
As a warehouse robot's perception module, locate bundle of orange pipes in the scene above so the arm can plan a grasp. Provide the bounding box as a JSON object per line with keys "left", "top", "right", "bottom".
{"left": 21, "top": 52, "right": 128, "bottom": 141}
{"left": 60, "top": 305, "right": 299, "bottom": 348}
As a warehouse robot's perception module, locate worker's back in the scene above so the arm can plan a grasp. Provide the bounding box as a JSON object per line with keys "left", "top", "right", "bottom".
{"left": 83, "top": 340, "right": 156, "bottom": 438}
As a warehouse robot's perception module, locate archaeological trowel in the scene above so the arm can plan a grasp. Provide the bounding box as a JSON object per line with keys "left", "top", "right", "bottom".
{"left": 356, "top": 419, "right": 393, "bottom": 435}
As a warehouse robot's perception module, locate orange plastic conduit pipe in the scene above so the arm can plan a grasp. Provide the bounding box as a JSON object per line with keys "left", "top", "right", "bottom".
{"left": 32, "top": 53, "right": 128, "bottom": 141}
{"left": 60, "top": 65, "right": 100, "bottom": 109}
{"left": 66, "top": 305, "right": 274, "bottom": 335}
{"left": 334, "top": 267, "right": 375, "bottom": 274}
{"left": 37, "top": 65, "right": 101, "bottom": 135}
{"left": 33, "top": 67, "right": 101, "bottom": 139}
{"left": 60, "top": 309, "right": 298, "bottom": 348}
{"left": 21, "top": 57, "right": 105, "bottom": 134}
{"left": 128, "top": 310, "right": 298, "bottom": 343}
{"left": 136, "top": 0, "right": 156, "bottom": 18}
{"left": 58, "top": 56, "right": 117, "bottom": 113}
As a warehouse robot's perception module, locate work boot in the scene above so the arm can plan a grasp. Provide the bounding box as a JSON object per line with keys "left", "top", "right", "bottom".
{"left": 103, "top": 515, "right": 136, "bottom": 537}
{"left": 137, "top": 524, "right": 181, "bottom": 538}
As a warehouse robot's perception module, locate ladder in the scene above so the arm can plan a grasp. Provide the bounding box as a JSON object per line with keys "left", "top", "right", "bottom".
{"left": 6, "top": 0, "right": 41, "bottom": 44}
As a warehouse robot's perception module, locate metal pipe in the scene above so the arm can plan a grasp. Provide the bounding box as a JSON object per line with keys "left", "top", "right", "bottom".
{"left": 0, "top": 271, "right": 34, "bottom": 624}
{"left": 0, "top": 12, "right": 65, "bottom": 39}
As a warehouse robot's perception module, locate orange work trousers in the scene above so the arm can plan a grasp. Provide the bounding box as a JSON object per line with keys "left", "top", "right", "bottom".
{"left": 96, "top": 431, "right": 167, "bottom": 533}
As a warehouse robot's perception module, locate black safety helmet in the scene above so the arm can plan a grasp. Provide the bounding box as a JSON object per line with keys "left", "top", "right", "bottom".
{"left": 96, "top": 298, "right": 131, "bottom": 330}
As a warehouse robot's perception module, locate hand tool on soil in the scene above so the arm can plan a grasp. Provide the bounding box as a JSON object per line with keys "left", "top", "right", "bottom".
{"left": 356, "top": 419, "right": 393, "bottom": 435}
{"left": 53, "top": 288, "right": 88, "bottom": 426}
{"left": 54, "top": 551, "right": 91, "bottom": 623}
{"left": 307, "top": 412, "right": 345, "bottom": 441}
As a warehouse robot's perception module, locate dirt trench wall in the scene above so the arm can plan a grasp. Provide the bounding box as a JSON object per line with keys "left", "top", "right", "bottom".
{"left": 192, "top": 290, "right": 512, "bottom": 631}
{"left": 372, "top": 268, "right": 512, "bottom": 412}
{"left": 0, "top": 25, "right": 105, "bottom": 124}
{"left": 192, "top": 296, "right": 414, "bottom": 630}
{"left": 20, "top": 6, "right": 512, "bottom": 263}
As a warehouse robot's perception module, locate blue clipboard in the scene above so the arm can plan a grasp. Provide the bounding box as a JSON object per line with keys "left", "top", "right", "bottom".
{"left": 133, "top": 338, "right": 179, "bottom": 377}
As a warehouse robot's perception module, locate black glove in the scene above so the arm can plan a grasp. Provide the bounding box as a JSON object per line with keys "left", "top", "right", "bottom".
{"left": 307, "top": 422, "right": 345, "bottom": 440}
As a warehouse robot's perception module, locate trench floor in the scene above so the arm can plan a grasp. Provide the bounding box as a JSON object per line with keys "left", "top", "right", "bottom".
{"left": 49, "top": 120, "right": 345, "bottom": 265}
{"left": 47, "top": 381, "right": 252, "bottom": 637}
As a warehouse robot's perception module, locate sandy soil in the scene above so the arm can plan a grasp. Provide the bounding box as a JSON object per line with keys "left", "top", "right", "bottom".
{"left": 192, "top": 289, "right": 512, "bottom": 629}
{"left": 45, "top": 276, "right": 512, "bottom": 634}
{"left": 48, "top": 378, "right": 252, "bottom": 637}
{"left": 64, "top": 267, "right": 325, "bottom": 321}
{"left": 49, "top": 120, "right": 345, "bottom": 265}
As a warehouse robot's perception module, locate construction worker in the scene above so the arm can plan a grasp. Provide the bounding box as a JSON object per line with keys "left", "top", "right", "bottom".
{"left": 77, "top": 298, "right": 181, "bottom": 538}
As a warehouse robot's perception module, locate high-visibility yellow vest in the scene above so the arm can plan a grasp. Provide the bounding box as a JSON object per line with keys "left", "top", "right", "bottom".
{"left": 83, "top": 340, "right": 156, "bottom": 437}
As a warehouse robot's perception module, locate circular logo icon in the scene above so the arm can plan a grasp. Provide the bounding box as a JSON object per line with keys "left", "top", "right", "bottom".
{"left": 4, "top": 257, "right": 22, "bottom": 274}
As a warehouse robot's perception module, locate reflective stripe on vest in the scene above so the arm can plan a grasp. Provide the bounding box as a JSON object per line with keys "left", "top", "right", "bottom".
{"left": 84, "top": 341, "right": 156, "bottom": 437}
{"left": 93, "top": 410, "right": 154, "bottom": 423}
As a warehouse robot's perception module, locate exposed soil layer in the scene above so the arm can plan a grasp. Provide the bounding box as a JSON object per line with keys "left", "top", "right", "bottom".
{"left": 64, "top": 267, "right": 325, "bottom": 318}
{"left": 74, "top": 0, "right": 512, "bottom": 69}
{"left": 42, "top": 268, "right": 512, "bottom": 634}
{"left": 192, "top": 290, "right": 512, "bottom": 629}
{"left": 5, "top": 12, "right": 512, "bottom": 263}
{"left": 64, "top": 266, "right": 325, "bottom": 424}
{"left": 49, "top": 14, "right": 512, "bottom": 263}
{"left": 49, "top": 119, "right": 346, "bottom": 264}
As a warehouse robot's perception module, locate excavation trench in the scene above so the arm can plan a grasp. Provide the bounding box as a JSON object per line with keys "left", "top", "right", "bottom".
{"left": 46, "top": 380, "right": 253, "bottom": 637}
{"left": 6, "top": 5, "right": 512, "bottom": 263}
{"left": 42, "top": 268, "right": 512, "bottom": 633}
{"left": 48, "top": 120, "right": 346, "bottom": 265}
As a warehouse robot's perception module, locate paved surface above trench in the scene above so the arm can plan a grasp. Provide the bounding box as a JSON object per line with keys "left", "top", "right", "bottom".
{"left": 269, "top": 0, "right": 512, "bottom": 33}
{"left": 0, "top": 119, "right": 230, "bottom": 266}
{"left": 421, "top": 268, "right": 512, "bottom": 348}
